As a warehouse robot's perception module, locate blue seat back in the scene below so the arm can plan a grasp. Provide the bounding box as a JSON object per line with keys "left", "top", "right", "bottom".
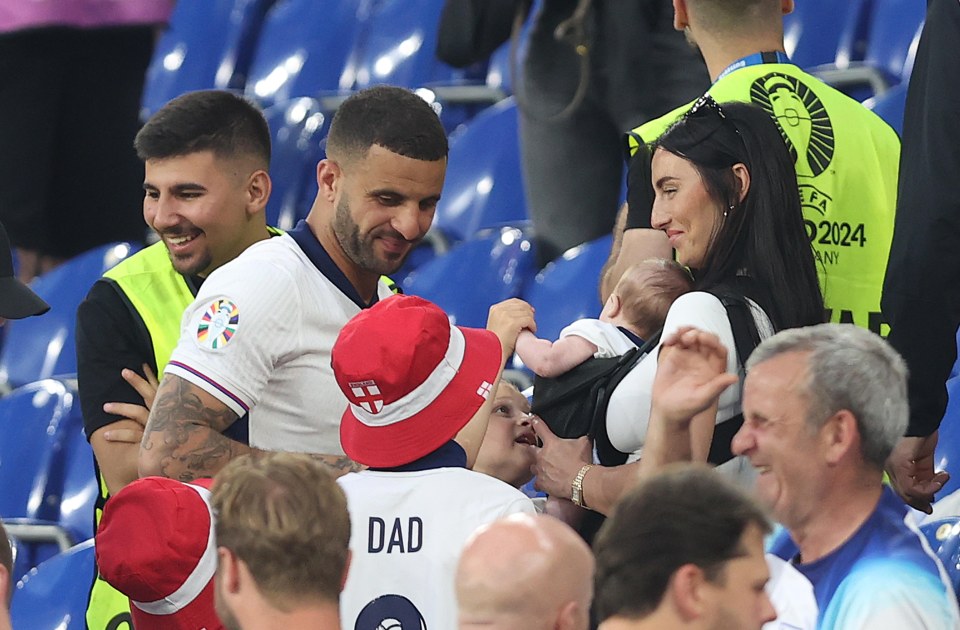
{"left": 433, "top": 98, "right": 527, "bottom": 243}
{"left": 864, "top": 81, "right": 908, "bottom": 135}
{"left": 919, "top": 518, "right": 960, "bottom": 597}
{"left": 859, "top": 0, "right": 926, "bottom": 83}
{"left": 0, "top": 242, "right": 139, "bottom": 390}
{"left": 342, "top": 0, "right": 481, "bottom": 91}
{"left": 10, "top": 539, "right": 95, "bottom": 629}
{"left": 521, "top": 235, "right": 611, "bottom": 344}
{"left": 0, "top": 380, "right": 78, "bottom": 523}
{"left": 402, "top": 227, "right": 537, "bottom": 329}
{"left": 142, "top": 0, "right": 274, "bottom": 118}
{"left": 935, "top": 364, "right": 960, "bottom": 499}
{"left": 244, "top": 0, "right": 361, "bottom": 107}
{"left": 784, "top": 0, "right": 870, "bottom": 68}
{"left": 263, "top": 97, "right": 330, "bottom": 229}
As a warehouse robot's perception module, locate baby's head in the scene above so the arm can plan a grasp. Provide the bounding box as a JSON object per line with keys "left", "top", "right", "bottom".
{"left": 601, "top": 259, "right": 693, "bottom": 340}
{"left": 473, "top": 381, "right": 538, "bottom": 488}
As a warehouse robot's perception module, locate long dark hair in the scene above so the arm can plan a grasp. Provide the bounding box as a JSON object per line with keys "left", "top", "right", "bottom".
{"left": 653, "top": 98, "right": 824, "bottom": 329}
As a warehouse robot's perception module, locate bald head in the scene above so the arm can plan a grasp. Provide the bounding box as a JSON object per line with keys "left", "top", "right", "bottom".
{"left": 457, "top": 514, "right": 594, "bottom": 630}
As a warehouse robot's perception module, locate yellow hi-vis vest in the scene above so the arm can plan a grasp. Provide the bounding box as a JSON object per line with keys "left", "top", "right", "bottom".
{"left": 86, "top": 229, "right": 280, "bottom": 629}
{"left": 626, "top": 63, "right": 901, "bottom": 336}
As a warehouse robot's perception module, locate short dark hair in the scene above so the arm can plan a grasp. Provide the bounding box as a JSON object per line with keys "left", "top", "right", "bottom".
{"left": 687, "top": 0, "right": 783, "bottom": 36}
{"left": 326, "top": 85, "right": 448, "bottom": 162}
{"left": 134, "top": 90, "right": 271, "bottom": 165}
{"left": 593, "top": 464, "right": 770, "bottom": 622}
{"left": 653, "top": 100, "right": 824, "bottom": 330}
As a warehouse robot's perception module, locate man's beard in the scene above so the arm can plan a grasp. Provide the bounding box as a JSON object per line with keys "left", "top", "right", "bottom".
{"left": 332, "top": 196, "right": 415, "bottom": 276}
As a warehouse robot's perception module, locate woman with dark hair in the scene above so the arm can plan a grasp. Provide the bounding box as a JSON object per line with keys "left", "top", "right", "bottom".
{"left": 532, "top": 97, "right": 824, "bottom": 516}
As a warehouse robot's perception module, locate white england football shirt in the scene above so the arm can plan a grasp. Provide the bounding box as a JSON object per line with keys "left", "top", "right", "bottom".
{"left": 165, "top": 222, "right": 392, "bottom": 455}
{"left": 337, "top": 446, "right": 536, "bottom": 630}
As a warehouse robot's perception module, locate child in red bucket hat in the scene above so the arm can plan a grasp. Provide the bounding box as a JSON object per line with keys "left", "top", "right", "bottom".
{"left": 96, "top": 476, "right": 223, "bottom": 630}
{"left": 334, "top": 295, "right": 537, "bottom": 630}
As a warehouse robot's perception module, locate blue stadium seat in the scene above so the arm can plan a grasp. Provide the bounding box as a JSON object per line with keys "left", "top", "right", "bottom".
{"left": 0, "top": 242, "right": 139, "bottom": 391}
{"left": 141, "top": 0, "right": 275, "bottom": 119}
{"left": 919, "top": 518, "right": 960, "bottom": 598}
{"left": 935, "top": 366, "right": 960, "bottom": 500}
{"left": 0, "top": 378, "right": 93, "bottom": 580}
{"left": 864, "top": 81, "right": 908, "bottom": 135}
{"left": 342, "top": 0, "right": 482, "bottom": 92}
{"left": 783, "top": 0, "right": 870, "bottom": 69}
{"left": 244, "top": 0, "right": 360, "bottom": 107}
{"left": 263, "top": 97, "right": 329, "bottom": 229}
{"left": 432, "top": 98, "right": 527, "bottom": 245}
{"left": 519, "top": 234, "right": 611, "bottom": 349}
{"left": 401, "top": 226, "right": 538, "bottom": 329}
{"left": 10, "top": 539, "right": 95, "bottom": 629}
{"left": 811, "top": 0, "right": 925, "bottom": 100}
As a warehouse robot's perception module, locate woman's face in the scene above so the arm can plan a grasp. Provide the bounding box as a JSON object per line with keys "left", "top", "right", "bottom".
{"left": 473, "top": 383, "right": 538, "bottom": 488}
{"left": 650, "top": 148, "right": 724, "bottom": 269}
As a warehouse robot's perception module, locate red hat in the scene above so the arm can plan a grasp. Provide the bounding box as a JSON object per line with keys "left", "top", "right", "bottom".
{"left": 96, "top": 476, "right": 224, "bottom": 630}
{"left": 335, "top": 295, "right": 502, "bottom": 467}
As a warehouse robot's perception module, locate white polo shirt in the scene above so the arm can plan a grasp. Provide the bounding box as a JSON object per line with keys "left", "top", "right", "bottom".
{"left": 337, "top": 443, "right": 536, "bottom": 630}
{"left": 166, "top": 221, "right": 392, "bottom": 455}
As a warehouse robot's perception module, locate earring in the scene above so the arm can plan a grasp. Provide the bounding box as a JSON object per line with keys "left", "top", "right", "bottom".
{"left": 724, "top": 204, "right": 733, "bottom": 218}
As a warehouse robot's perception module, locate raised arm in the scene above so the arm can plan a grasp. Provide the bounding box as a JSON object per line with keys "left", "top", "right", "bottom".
{"left": 515, "top": 330, "right": 599, "bottom": 377}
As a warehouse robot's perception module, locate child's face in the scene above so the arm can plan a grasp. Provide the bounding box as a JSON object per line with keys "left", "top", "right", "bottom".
{"left": 473, "top": 383, "right": 538, "bottom": 488}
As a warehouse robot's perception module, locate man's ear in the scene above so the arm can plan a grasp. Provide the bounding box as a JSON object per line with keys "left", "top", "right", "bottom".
{"left": 316, "top": 159, "right": 342, "bottom": 202}
{"left": 820, "top": 410, "right": 860, "bottom": 466}
{"left": 671, "top": 564, "right": 709, "bottom": 621}
{"left": 246, "top": 170, "right": 272, "bottom": 215}
{"left": 218, "top": 547, "right": 241, "bottom": 594}
{"left": 555, "top": 600, "right": 584, "bottom": 630}
{"left": 673, "top": 0, "right": 690, "bottom": 30}
{"left": 732, "top": 163, "right": 751, "bottom": 204}
{"left": 340, "top": 550, "right": 352, "bottom": 592}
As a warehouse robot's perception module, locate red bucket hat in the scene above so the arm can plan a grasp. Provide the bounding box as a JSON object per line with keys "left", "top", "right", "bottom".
{"left": 96, "top": 476, "right": 224, "bottom": 630}
{"left": 335, "top": 295, "right": 502, "bottom": 468}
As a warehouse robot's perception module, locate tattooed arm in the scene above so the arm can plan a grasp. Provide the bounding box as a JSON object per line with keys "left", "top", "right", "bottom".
{"left": 139, "top": 375, "right": 364, "bottom": 481}
{"left": 139, "top": 375, "right": 248, "bottom": 481}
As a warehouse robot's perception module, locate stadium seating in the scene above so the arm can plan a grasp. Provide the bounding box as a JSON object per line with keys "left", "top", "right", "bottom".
{"left": 919, "top": 518, "right": 960, "bottom": 598}
{"left": 244, "top": 0, "right": 360, "bottom": 107}
{"left": 783, "top": 0, "right": 870, "bottom": 69}
{"left": 0, "top": 242, "right": 139, "bottom": 391}
{"left": 811, "top": 0, "right": 925, "bottom": 100}
{"left": 401, "top": 226, "right": 538, "bottom": 329}
{"left": 263, "top": 97, "right": 329, "bottom": 229}
{"left": 0, "top": 378, "right": 95, "bottom": 580}
{"left": 141, "top": 0, "right": 275, "bottom": 118}
{"left": 9, "top": 538, "right": 95, "bottom": 629}
{"left": 864, "top": 81, "right": 908, "bottom": 135}
{"left": 935, "top": 365, "right": 960, "bottom": 500}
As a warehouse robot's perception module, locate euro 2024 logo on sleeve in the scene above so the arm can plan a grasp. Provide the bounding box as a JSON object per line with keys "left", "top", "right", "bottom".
{"left": 196, "top": 298, "right": 239, "bottom": 350}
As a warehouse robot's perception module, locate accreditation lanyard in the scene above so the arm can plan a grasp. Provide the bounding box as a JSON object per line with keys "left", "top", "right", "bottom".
{"left": 716, "top": 50, "right": 792, "bottom": 82}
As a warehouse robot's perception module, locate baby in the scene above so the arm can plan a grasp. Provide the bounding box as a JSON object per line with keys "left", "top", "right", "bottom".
{"left": 516, "top": 259, "right": 692, "bottom": 378}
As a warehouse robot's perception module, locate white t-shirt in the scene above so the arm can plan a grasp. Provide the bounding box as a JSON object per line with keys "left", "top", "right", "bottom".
{"left": 165, "top": 228, "right": 392, "bottom": 454}
{"left": 337, "top": 466, "right": 536, "bottom": 630}
{"left": 765, "top": 554, "right": 818, "bottom": 630}
{"left": 605, "top": 291, "right": 774, "bottom": 483}
{"left": 559, "top": 318, "right": 638, "bottom": 358}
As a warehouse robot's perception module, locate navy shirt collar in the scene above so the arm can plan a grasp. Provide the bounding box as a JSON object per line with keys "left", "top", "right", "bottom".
{"left": 288, "top": 220, "right": 380, "bottom": 309}
{"left": 370, "top": 441, "right": 468, "bottom": 473}
{"left": 617, "top": 326, "right": 645, "bottom": 348}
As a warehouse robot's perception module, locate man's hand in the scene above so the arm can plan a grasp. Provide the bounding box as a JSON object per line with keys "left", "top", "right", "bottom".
{"left": 651, "top": 327, "right": 738, "bottom": 426}
{"left": 487, "top": 299, "right": 536, "bottom": 361}
{"left": 885, "top": 431, "right": 950, "bottom": 514}
{"left": 102, "top": 364, "right": 160, "bottom": 444}
{"left": 531, "top": 417, "right": 592, "bottom": 500}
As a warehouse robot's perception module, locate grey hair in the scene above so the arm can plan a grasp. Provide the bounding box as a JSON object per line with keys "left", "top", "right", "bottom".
{"left": 746, "top": 324, "right": 908, "bottom": 469}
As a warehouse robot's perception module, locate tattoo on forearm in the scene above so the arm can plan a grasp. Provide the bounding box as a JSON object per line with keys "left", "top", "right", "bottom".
{"left": 310, "top": 454, "right": 365, "bottom": 477}
{"left": 142, "top": 376, "right": 247, "bottom": 481}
